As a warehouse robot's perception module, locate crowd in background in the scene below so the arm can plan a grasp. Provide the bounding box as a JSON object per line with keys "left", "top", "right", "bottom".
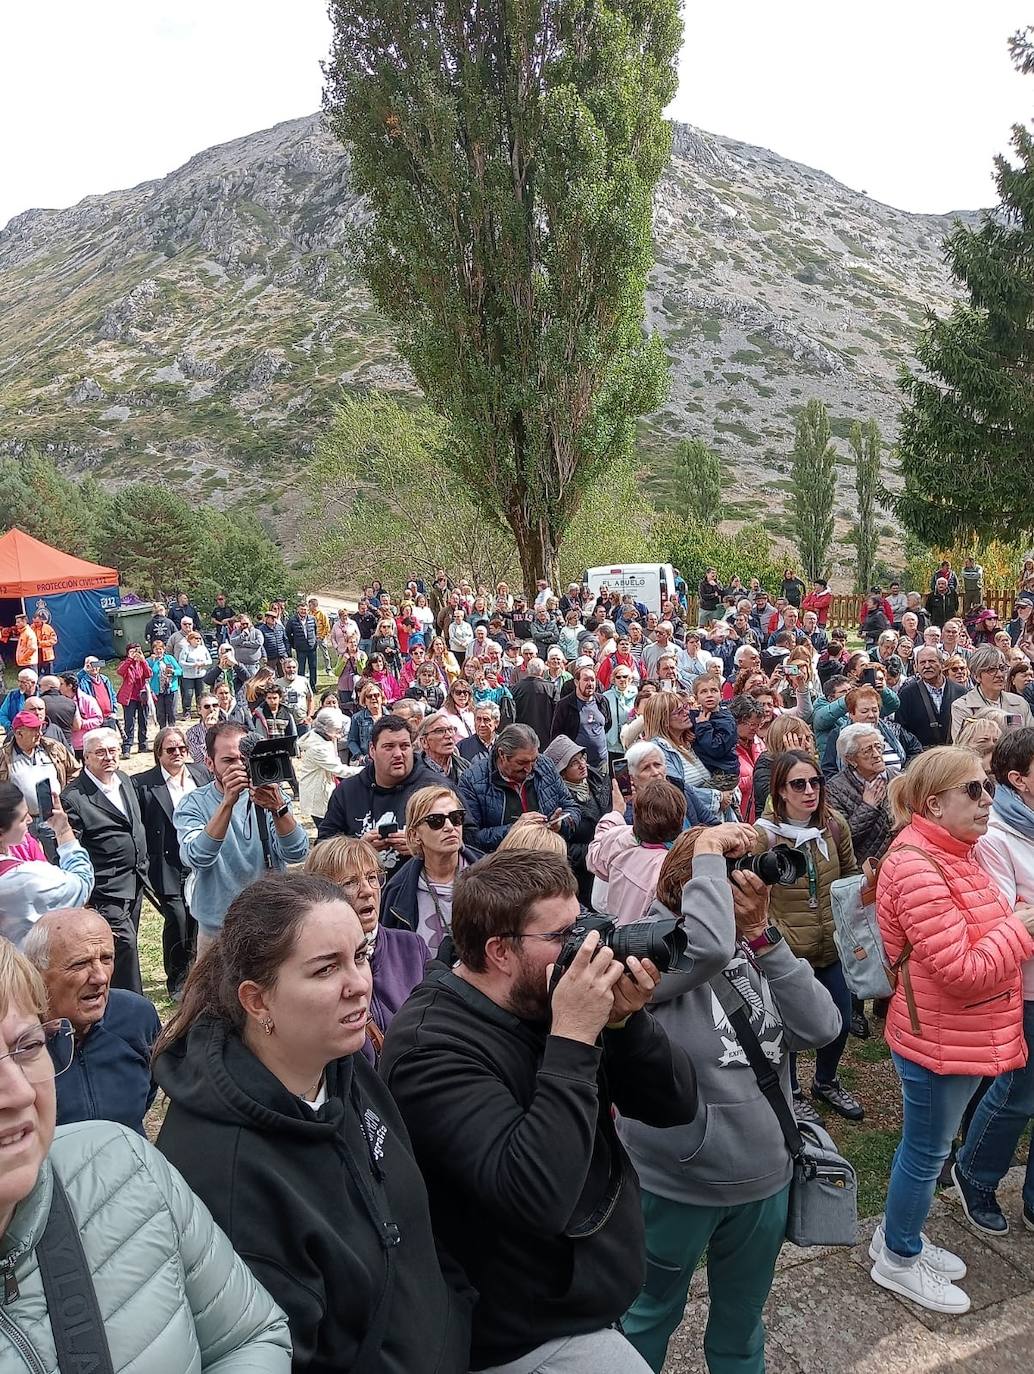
{"left": 0, "top": 557, "right": 1032, "bottom": 1371}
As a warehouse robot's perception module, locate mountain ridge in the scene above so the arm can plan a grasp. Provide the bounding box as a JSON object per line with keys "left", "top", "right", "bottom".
{"left": 0, "top": 112, "right": 979, "bottom": 562}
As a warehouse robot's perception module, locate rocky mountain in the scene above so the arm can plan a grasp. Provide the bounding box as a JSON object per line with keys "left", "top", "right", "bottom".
{"left": 0, "top": 112, "right": 976, "bottom": 546}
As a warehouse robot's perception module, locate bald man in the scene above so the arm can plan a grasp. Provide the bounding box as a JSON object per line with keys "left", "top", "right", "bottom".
{"left": 22, "top": 909, "right": 160, "bottom": 1135}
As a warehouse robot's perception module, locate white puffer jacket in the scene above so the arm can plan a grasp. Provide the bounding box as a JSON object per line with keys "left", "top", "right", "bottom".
{"left": 0, "top": 1120, "right": 291, "bottom": 1373}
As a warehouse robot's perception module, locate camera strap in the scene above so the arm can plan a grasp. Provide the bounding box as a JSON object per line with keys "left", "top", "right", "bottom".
{"left": 709, "top": 970, "right": 805, "bottom": 1164}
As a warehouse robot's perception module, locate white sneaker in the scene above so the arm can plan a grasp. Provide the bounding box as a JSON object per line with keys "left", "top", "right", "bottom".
{"left": 870, "top": 1249, "right": 971, "bottom": 1314}
{"left": 869, "top": 1223, "right": 967, "bottom": 1281}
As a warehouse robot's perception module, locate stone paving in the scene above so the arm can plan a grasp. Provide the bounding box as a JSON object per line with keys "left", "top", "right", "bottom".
{"left": 663, "top": 1167, "right": 1032, "bottom": 1374}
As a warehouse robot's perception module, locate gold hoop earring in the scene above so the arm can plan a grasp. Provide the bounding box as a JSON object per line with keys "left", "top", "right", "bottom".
{"left": 262, "top": 1017, "right": 274, "bottom": 1035}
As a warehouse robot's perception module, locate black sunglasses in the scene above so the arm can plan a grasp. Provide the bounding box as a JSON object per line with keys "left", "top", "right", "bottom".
{"left": 787, "top": 775, "right": 822, "bottom": 792}
{"left": 418, "top": 809, "right": 466, "bottom": 830}
{"left": 941, "top": 778, "right": 995, "bottom": 802}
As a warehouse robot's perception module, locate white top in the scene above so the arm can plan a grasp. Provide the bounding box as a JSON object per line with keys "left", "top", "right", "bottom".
{"left": 8, "top": 748, "right": 58, "bottom": 815}
{"left": 90, "top": 772, "right": 126, "bottom": 815}
{"left": 299, "top": 1081, "right": 328, "bottom": 1112}
{"left": 162, "top": 767, "right": 198, "bottom": 810}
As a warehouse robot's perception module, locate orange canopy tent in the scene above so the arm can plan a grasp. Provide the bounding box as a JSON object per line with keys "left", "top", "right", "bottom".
{"left": 0, "top": 528, "right": 117, "bottom": 597}
{"left": 0, "top": 529, "right": 119, "bottom": 670}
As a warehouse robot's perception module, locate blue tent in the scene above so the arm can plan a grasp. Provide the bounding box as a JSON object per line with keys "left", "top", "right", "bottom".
{"left": 0, "top": 528, "right": 119, "bottom": 671}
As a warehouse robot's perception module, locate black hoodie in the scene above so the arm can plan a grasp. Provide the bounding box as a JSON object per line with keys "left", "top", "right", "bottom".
{"left": 314, "top": 757, "right": 451, "bottom": 848}
{"left": 154, "top": 1017, "right": 471, "bottom": 1373}
{"left": 380, "top": 967, "right": 697, "bottom": 1369}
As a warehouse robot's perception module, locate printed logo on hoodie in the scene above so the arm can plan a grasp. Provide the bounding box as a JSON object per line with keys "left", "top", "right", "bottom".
{"left": 710, "top": 955, "right": 785, "bottom": 1069}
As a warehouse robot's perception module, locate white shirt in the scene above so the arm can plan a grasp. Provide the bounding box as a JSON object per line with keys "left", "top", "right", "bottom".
{"left": 162, "top": 766, "right": 198, "bottom": 810}
{"left": 88, "top": 770, "right": 126, "bottom": 815}
{"left": 8, "top": 748, "right": 58, "bottom": 815}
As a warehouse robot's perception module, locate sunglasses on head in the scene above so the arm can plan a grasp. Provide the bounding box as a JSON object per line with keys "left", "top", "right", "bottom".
{"left": 787, "top": 775, "right": 822, "bottom": 792}
{"left": 418, "top": 809, "right": 466, "bottom": 830}
{"left": 942, "top": 778, "right": 995, "bottom": 802}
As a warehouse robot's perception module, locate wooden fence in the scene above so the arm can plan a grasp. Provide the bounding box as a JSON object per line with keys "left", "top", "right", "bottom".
{"left": 683, "top": 589, "right": 1023, "bottom": 629}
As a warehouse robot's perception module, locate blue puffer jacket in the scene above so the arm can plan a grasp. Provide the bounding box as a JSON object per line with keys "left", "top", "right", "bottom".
{"left": 457, "top": 752, "right": 580, "bottom": 851}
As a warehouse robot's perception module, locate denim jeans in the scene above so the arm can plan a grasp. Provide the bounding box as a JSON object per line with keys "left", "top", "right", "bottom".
{"left": 122, "top": 699, "right": 148, "bottom": 752}
{"left": 179, "top": 677, "right": 203, "bottom": 715}
{"left": 790, "top": 959, "right": 852, "bottom": 1092}
{"left": 957, "top": 999, "right": 1034, "bottom": 1213}
{"left": 883, "top": 1052, "right": 982, "bottom": 1259}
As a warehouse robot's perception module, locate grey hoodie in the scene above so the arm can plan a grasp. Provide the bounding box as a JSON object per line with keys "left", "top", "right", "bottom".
{"left": 619, "top": 859, "right": 841, "bottom": 1208}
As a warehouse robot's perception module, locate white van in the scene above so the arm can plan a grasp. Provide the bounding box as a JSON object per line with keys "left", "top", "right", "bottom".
{"left": 583, "top": 563, "right": 678, "bottom": 616}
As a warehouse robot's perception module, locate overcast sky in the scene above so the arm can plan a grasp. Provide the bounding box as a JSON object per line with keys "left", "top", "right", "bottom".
{"left": 1, "top": 2, "right": 1031, "bottom": 229}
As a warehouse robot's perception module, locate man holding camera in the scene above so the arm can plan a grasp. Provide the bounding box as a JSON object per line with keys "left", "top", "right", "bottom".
{"left": 380, "top": 834, "right": 751, "bottom": 1373}
{"left": 174, "top": 720, "right": 309, "bottom": 954}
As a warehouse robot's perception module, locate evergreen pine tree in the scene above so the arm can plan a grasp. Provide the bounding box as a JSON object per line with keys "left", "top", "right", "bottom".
{"left": 673, "top": 438, "right": 723, "bottom": 525}
{"left": 790, "top": 401, "right": 836, "bottom": 581}
{"left": 851, "top": 419, "right": 882, "bottom": 593}
{"left": 895, "top": 28, "right": 1034, "bottom": 544}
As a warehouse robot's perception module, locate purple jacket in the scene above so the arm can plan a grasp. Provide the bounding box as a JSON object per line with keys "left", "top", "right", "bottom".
{"left": 363, "top": 925, "right": 430, "bottom": 1064}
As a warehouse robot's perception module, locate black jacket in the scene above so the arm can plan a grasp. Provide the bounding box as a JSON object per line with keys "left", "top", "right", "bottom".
{"left": 564, "top": 771, "right": 612, "bottom": 908}
{"left": 133, "top": 762, "right": 210, "bottom": 896}
{"left": 316, "top": 758, "right": 453, "bottom": 843}
{"left": 380, "top": 846, "right": 484, "bottom": 933}
{"left": 511, "top": 676, "right": 560, "bottom": 748}
{"left": 549, "top": 690, "right": 612, "bottom": 746}
{"left": 61, "top": 770, "right": 148, "bottom": 903}
{"left": 380, "top": 967, "right": 697, "bottom": 1369}
{"left": 155, "top": 1018, "right": 471, "bottom": 1373}
{"left": 893, "top": 675, "right": 967, "bottom": 748}
{"left": 457, "top": 734, "right": 489, "bottom": 763}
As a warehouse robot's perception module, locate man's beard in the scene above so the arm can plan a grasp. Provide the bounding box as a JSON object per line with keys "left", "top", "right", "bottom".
{"left": 506, "top": 951, "right": 551, "bottom": 1023}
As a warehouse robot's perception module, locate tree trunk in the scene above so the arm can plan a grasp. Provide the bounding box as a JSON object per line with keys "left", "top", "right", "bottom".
{"left": 509, "top": 508, "right": 560, "bottom": 600}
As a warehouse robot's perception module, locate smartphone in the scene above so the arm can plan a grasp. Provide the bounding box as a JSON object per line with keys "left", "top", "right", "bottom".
{"left": 785, "top": 664, "right": 800, "bottom": 678}
{"left": 36, "top": 779, "right": 54, "bottom": 823}
{"left": 613, "top": 758, "right": 633, "bottom": 801}
{"left": 377, "top": 819, "right": 397, "bottom": 839}
{"left": 861, "top": 667, "right": 878, "bottom": 687}
{"left": 1006, "top": 712, "right": 1023, "bottom": 728}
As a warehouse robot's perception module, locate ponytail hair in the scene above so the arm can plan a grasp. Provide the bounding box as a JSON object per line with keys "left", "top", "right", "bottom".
{"left": 152, "top": 871, "right": 345, "bottom": 1060}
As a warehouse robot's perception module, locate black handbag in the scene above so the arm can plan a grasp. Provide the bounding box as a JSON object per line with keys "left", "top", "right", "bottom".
{"left": 710, "top": 969, "right": 858, "bottom": 1247}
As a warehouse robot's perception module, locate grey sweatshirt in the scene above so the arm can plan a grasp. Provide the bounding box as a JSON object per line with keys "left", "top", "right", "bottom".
{"left": 619, "top": 858, "right": 841, "bottom": 1208}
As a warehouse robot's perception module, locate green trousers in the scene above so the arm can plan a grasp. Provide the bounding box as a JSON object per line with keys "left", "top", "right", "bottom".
{"left": 623, "top": 1184, "right": 790, "bottom": 1374}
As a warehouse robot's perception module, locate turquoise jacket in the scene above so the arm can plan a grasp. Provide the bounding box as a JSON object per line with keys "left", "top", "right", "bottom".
{"left": 812, "top": 686, "right": 899, "bottom": 763}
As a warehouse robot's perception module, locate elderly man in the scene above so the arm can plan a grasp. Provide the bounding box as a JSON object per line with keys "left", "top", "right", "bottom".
{"left": 277, "top": 657, "right": 314, "bottom": 736}
{"left": 23, "top": 909, "right": 160, "bottom": 1135}
{"left": 457, "top": 722, "right": 580, "bottom": 852}
{"left": 417, "top": 711, "right": 469, "bottom": 785}
{"left": 38, "top": 675, "right": 80, "bottom": 751}
{"left": 0, "top": 667, "right": 39, "bottom": 731}
{"left": 894, "top": 645, "right": 967, "bottom": 747}
{"left": 512, "top": 657, "right": 559, "bottom": 748}
{"left": 459, "top": 700, "right": 500, "bottom": 762}
{"left": 61, "top": 728, "right": 149, "bottom": 992}
{"left": 230, "top": 614, "right": 266, "bottom": 678}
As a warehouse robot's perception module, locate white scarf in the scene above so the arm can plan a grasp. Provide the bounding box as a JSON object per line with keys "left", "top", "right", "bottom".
{"left": 757, "top": 816, "right": 829, "bottom": 861}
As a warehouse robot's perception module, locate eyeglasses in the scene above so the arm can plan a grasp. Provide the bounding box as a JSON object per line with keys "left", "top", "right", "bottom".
{"left": 340, "top": 871, "right": 383, "bottom": 900}
{"left": 0, "top": 1019, "right": 74, "bottom": 1082}
{"left": 940, "top": 778, "right": 995, "bottom": 802}
{"left": 162, "top": 745, "right": 189, "bottom": 755}
{"left": 787, "top": 776, "right": 822, "bottom": 792}
{"left": 452, "top": 690, "right": 471, "bottom": 698}
{"left": 426, "top": 726, "right": 457, "bottom": 738}
{"left": 201, "top": 703, "right": 220, "bottom": 711}
{"left": 417, "top": 809, "right": 466, "bottom": 830}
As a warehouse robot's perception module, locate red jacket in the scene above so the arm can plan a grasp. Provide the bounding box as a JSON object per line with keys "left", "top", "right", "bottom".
{"left": 877, "top": 815, "right": 1033, "bottom": 1076}
{"left": 801, "top": 589, "right": 833, "bottom": 627}
{"left": 116, "top": 657, "right": 150, "bottom": 706}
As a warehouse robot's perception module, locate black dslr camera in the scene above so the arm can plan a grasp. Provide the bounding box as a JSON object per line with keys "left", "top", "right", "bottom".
{"left": 727, "top": 843, "right": 807, "bottom": 886}
{"left": 550, "top": 913, "right": 691, "bottom": 990}
{"left": 237, "top": 731, "right": 298, "bottom": 787}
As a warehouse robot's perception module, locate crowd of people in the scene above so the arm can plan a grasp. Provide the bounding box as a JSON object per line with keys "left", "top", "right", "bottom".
{"left": 0, "top": 559, "right": 1032, "bottom": 1371}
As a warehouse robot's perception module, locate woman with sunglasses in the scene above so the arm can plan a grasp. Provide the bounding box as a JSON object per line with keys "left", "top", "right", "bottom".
{"left": 871, "top": 748, "right": 1034, "bottom": 1315}
{"left": 0, "top": 939, "right": 291, "bottom": 1370}
{"left": 952, "top": 645, "right": 1034, "bottom": 737}
{"left": 304, "top": 836, "right": 428, "bottom": 1059}
{"left": 381, "top": 786, "right": 482, "bottom": 958}
{"left": 442, "top": 680, "right": 476, "bottom": 738}
{"left": 186, "top": 693, "right": 224, "bottom": 767}
{"left": 347, "top": 679, "right": 387, "bottom": 762}
{"left": 755, "top": 750, "right": 862, "bottom": 1124}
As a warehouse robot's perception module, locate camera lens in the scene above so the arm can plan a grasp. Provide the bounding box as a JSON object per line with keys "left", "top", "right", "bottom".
{"left": 728, "top": 844, "right": 807, "bottom": 886}
{"left": 608, "top": 917, "right": 688, "bottom": 972}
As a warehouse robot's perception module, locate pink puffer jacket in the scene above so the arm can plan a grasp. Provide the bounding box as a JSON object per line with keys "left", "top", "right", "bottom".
{"left": 877, "top": 814, "right": 1034, "bottom": 1076}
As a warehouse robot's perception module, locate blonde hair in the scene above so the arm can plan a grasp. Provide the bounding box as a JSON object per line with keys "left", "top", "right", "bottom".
{"left": 766, "top": 714, "right": 816, "bottom": 755}
{"left": 887, "top": 745, "right": 984, "bottom": 828}
{"left": 303, "top": 835, "right": 380, "bottom": 883}
{"left": 497, "top": 817, "right": 567, "bottom": 856}
{"left": 0, "top": 939, "right": 47, "bottom": 1021}
{"left": 404, "top": 785, "right": 461, "bottom": 856}
{"left": 642, "top": 692, "right": 689, "bottom": 746}
{"left": 955, "top": 712, "right": 1007, "bottom": 755}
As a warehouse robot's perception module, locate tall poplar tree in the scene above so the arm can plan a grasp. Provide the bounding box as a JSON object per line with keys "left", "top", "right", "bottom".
{"left": 323, "top": 0, "right": 680, "bottom": 595}
{"left": 895, "top": 28, "right": 1034, "bottom": 544}
{"left": 851, "top": 419, "right": 881, "bottom": 593}
{"left": 790, "top": 400, "right": 836, "bottom": 581}
{"left": 673, "top": 438, "right": 723, "bottom": 525}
